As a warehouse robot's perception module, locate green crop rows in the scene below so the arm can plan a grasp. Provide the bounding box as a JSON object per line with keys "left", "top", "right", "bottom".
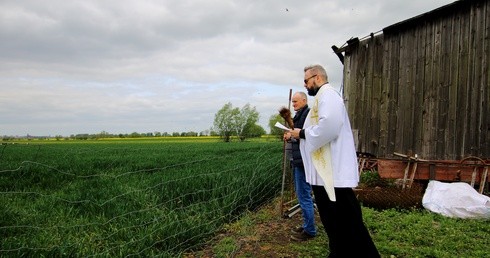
{"left": 0, "top": 139, "right": 283, "bottom": 256}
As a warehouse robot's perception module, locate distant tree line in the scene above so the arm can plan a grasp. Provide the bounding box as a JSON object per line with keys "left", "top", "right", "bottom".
{"left": 63, "top": 130, "right": 213, "bottom": 140}
{"left": 1, "top": 130, "right": 215, "bottom": 141}
{"left": 2, "top": 103, "right": 291, "bottom": 142}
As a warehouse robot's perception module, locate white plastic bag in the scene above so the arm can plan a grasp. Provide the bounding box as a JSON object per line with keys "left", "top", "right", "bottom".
{"left": 422, "top": 180, "right": 490, "bottom": 219}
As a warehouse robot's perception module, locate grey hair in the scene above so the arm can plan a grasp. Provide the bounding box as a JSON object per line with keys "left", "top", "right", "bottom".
{"left": 294, "top": 91, "right": 308, "bottom": 102}
{"left": 304, "top": 64, "right": 328, "bottom": 82}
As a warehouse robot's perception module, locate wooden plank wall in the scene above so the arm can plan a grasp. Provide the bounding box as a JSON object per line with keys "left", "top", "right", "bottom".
{"left": 344, "top": 0, "right": 489, "bottom": 160}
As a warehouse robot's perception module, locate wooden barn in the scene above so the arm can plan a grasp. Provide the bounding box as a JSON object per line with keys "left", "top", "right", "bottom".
{"left": 334, "top": 0, "right": 489, "bottom": 192}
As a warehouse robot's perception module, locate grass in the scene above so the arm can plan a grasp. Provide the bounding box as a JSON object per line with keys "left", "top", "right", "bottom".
{"left": 196, "top": 197, "right": 490, "bottom": 258}
{"left": 0, "top": 139, "right": 283, "bottom": 256}
{"left": 368, "top": 207, "right": 489, "bottom": 257}
{"left": 2, "top": 138, "right": 488, "bottom": 257}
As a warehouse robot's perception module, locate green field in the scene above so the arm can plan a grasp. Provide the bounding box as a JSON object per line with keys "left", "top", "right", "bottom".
{"left": 0, "top": 138, "right": 283, "bottom": 256}
{"left": 2, "top": 138, "right": 489, "bottom": 257}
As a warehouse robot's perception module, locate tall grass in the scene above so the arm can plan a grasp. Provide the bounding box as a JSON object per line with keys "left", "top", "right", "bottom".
{"left": 0, "top": 140, "right": 283, "bottom": 256}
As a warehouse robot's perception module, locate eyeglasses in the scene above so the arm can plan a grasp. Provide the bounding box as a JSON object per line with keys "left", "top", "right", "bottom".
{"left": 304, "top": 74, "right": 317, "bottom": 84}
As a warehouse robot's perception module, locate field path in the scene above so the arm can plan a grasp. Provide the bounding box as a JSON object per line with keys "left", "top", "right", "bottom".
{"left": 185, "top": 197, "right": 325, "bottom": 257}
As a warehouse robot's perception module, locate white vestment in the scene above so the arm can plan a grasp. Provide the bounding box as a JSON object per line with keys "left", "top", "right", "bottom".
{"left": 300, "top": 84, "right": 359, "bottom": 202}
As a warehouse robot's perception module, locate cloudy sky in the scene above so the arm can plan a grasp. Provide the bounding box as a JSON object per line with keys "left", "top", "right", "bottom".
{"left": 0, "top": 0, "right": 455, "bottom": 136}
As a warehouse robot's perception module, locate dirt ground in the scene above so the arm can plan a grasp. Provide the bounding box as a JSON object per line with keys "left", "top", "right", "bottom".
{"left": 184, "top": 185, "right": 426, "bottom": 257}
{"left": 184, "top": 198, "right": 322, "bottom": 258}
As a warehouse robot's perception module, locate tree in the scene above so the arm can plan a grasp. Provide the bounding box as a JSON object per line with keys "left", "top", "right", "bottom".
{"left": 234, "top": 104, "right": 260, "bottom": 142}
{"left": 213, "top": 102, "right": 236, "bottom": 142}
{"left": 213, "top": 102, "right": 261, "bottom": 142}
{"left": 244, "top": 123, "right": 266, "bottom": 138}
{"left": 130, "top": 132, "right": 140, "bottom": 138}
{"left": 269, "top": 113, "right": 285, "bottom": 138}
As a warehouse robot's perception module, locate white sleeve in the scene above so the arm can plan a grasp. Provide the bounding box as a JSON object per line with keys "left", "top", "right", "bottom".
{"left": 304, "top": 89, "right": 344, "bottom": 151}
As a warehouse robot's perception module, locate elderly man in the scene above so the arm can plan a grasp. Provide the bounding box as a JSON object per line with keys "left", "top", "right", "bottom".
{"left": 284, "top": 92, "right": 316, "bottom": 241}
{"left": 290, "top": 65, "right": 379, "bottom": 257}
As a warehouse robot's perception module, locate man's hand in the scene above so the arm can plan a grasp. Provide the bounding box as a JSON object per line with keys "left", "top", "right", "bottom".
{"left": 290, "top": 128, "right": 301, "bottom": 139}
{"left": 283, "top": 132, "right": 292, "bottom": 141}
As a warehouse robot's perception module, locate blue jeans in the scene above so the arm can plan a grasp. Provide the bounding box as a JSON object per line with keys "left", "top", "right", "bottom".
{"left": 294, "top": 166, "right": 316, "bottom": 236}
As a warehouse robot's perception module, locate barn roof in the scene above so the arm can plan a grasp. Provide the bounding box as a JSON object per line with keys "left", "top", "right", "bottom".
{"left": 333, "top": 0, "right": 483, "bottom": 55}
{"left": 383, "top": 0, "right": 480, "bottom": 34}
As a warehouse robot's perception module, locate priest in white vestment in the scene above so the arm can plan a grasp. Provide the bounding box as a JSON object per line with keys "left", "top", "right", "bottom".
{"left": 290, "top": 64, "right": 380, "bottom": 258}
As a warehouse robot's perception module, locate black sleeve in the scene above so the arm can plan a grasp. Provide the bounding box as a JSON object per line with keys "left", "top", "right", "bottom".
{"left": 299, "top": 129, "right": 306, "bottom": 139}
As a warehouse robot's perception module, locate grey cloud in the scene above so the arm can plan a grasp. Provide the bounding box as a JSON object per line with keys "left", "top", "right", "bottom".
{"left": 0, "top": 0, "right": 456, "bottom": 136}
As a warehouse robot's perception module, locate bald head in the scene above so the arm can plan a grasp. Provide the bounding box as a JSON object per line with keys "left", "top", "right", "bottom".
{"left": 292, "top": 92, "right": 307, "bottom": 111}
